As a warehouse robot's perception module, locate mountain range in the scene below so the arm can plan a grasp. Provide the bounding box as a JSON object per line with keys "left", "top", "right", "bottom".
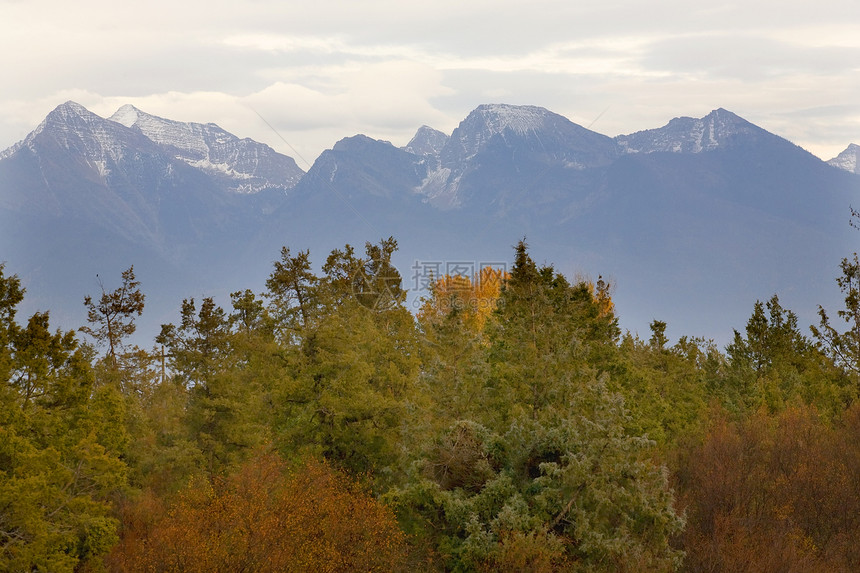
{"left": 1, "top": 101, "right": 858, "bottom": 344}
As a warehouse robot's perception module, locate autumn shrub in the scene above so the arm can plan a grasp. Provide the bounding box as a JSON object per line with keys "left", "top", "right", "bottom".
{"left": 107, "top": 453, "right": 409, "bottom": 572}
{"left": 676, "top": 404, "right": 860, "bottom": 572}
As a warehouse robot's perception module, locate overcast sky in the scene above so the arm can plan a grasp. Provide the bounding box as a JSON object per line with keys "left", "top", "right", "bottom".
{"left": 2, "top": 0, "right": 859, "bottom": 166}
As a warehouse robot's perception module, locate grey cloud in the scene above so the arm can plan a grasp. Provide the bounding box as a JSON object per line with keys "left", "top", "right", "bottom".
{"left": 777, "top": 104, "right": 860, "bottom": 120}
{"left": 6, "top": 45, "right": 285, "bottom": 100}
{"left": 640, "top": 35, "right": 860, "bottom": 81}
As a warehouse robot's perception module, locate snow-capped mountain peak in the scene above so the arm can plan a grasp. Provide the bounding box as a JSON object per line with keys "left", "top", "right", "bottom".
{"left": 107, "top": 105, "right": 304, "bottom": 192}
{"left": 0, "top": 101, "right": 149, "bottom": 166}
{"left": 412, "top": 103, "right": 617, "bottom": 209}
{"left": 35, "top": 101, "right": 110, "bottom": 139}
{"left": 109, "top": 106, "right": 213, "bottom": 159}
{"left": 404, "top": 126, "right": 449, "bottom": 157}
{"left": 470, "top": 103, "right": 554, "bottom": 136}
{"left": 109, "top": 104, "right": 142, "bottom": 128}
{"left": 616, "top": 108, "right": 764, "bottom": 154}
{"left": 51, "top": 100, "right": 94, "bottom": 120}
{"left": 828, "top": 143, "right": 860, "bottom": 174}
{"left": 444, "top": 103, "right": 614, "bottom": 164}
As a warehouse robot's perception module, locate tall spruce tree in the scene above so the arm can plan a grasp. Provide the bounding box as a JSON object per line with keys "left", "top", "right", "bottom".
{"left": 486, "top": 240, "right": 619, "bottom": 424}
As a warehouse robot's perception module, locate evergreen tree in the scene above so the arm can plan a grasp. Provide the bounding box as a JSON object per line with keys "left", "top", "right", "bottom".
{"left": 158, "top": 297, "right": 230, "bottom": 389}
{"left": 615, "top": 331, "right": 713, "bottom": 448}
{"left": 813, "top": 253, "right": 860, "bottom": 380}
{"left": 486, "top": 240, "right": 619, "bottom": 424}
{"left": 394, "top": 243, "right": 682, "bottom": 571}
{"left": 80, "top": 266, "right": 145, "bottom": 369}
{"left": 271, "top": 239, "right": 420, "bottom": 483}
{"left": 321, "top": 236, "right": 404, "bottom": 311}
{"left": 266, "top": 247, "right": 319, "bottom": 337}
{"left": 728, "top": 295, "right": 848, "bottom": 414}
{"left": 0, "top": 266, "right": 127, "bottom": 571}
{"left": 158, "top": 297, "right": 270, "bottom": 473}
{"left": 393, "top": 377, "right": 684, "bottom": 572}
{"left": 417, "top": 268, "right": 506, "bottom": 428}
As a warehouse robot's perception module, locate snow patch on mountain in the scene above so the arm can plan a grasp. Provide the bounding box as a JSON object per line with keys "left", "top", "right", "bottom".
{"left": 414, "top": 167, "right": 459, "bottom": 208}
{"left": 0, "top": 140, "right": 23, "bottom": 160}
{"left": 184, "top": 158, "right": 255, "bottom": 179}
{"left": 92, "top": 159, "right": 110, "bottom": 179}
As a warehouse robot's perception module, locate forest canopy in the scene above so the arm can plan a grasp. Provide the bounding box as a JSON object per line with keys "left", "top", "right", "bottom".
{"left": 1, "top": 234, "right": 859, "bottom": 572}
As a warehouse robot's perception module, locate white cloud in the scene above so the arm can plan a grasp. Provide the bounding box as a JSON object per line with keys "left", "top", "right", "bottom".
{"left": 243, "top": 61, "right": 456, "bottom": 163}
{"left": 222, "top": 35, "right": 350, "bottom": 55}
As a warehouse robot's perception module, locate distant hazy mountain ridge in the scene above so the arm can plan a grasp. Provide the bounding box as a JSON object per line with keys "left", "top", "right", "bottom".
{"left": 1, "top": 101, "right": 857, "bottom": 344}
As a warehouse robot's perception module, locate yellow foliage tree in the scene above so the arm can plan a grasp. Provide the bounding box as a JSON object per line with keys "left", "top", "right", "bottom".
{"left": 420, "top": 267, "right": 614, "bottom": 334}
{"left": 418, "top": 267, "right": 509, "bottom": 333}
{"left": 586, "top": 275, "right": 615, "bottom": 318}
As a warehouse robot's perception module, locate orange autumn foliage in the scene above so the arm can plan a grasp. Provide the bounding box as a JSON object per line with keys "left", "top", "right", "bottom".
{"left": 107, "top": 454, "right": 408, "bottom": 572}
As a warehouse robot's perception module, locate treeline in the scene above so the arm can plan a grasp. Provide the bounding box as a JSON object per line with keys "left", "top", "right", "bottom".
{"left": 1, "top": 236, "right": 859, "bottom": 571}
